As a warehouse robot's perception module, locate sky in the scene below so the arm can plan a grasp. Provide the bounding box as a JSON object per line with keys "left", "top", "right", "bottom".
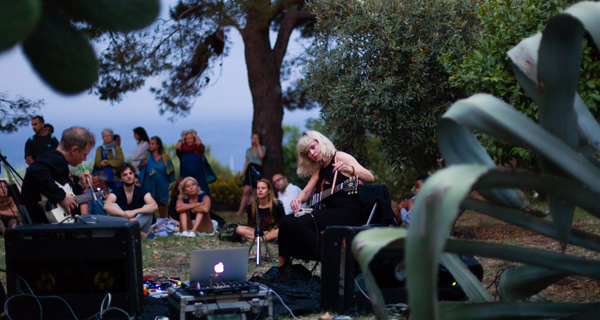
{"left": 0, "top": 1, "right": 319, "bottom": 176}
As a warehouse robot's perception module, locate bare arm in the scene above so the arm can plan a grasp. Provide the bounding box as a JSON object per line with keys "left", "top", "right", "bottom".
{"left": 104, "top": 193, "right": 127, "bottom": 217}
{"left": 129, "top": 192, "right": 158, "bottom": 215}
{"left": 176, "top": 198, "right": 201, "bottom": 213}
{"left": 192, "top": 195, "right": 211, "bottom": 213}
{"left": 332, "top": 152, "right": 375, "bottom": 183}
{"left": 290, "top": 171, "right": 320, "bottom": 212}
{"left": 257, "top": 145, "right": 265, "bottom": 159}
{"left": 80, "top": 203, "right": 89, "bottom": 215}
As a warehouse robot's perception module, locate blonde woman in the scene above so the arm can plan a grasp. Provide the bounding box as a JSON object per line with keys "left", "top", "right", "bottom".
{"left": 235, "top": 179, "right": 285, "bottom": 241}
{"left": 278, "top": 130, "right": 375, "bottom": 268}
{"left": 176, "top": 177, "right": 212, "bottom": 237}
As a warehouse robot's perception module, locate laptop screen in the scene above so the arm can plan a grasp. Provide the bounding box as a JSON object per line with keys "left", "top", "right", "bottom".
{"left": 189, "top": 247, "right": 249, "bottom": 284}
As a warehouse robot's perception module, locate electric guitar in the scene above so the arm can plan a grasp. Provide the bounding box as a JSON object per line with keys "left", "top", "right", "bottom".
{"left": 38, "top": 182, "right": 106, "bottom": 223}
{"left": 295, "top": 176, "right": 359, "bottom": 216}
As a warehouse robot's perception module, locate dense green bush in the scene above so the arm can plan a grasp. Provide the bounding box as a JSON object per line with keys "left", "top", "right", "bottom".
{"left": 302, "top": 0, "right": 479, "bottom": 174}
{"left": 444, "top": 0, "right": 600, "bottom": 168}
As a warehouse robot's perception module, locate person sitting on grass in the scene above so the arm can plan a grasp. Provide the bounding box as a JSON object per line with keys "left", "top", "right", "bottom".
{"left": 236, "top": 179, "right": 285, "bottom": 242}
{"left": 104, "top": 162, "right": 158, "bottom": 237}
{"left": 395, "top": 174, "right": 429, "bottom": 226}
{"left": 176, "top": 177, "right": 212, "bottom": 238}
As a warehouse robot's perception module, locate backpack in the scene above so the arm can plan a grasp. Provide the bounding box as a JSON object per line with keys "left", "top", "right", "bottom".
{"left": 218, "top": 221, "right": 246, "bottom": 242}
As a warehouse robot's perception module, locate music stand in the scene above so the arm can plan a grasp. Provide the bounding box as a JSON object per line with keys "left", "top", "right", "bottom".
{"left": 247, "top": 166, "right": 272, "bottom": 265}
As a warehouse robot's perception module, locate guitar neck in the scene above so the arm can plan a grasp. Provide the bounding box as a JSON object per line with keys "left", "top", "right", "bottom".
{"left": 75, "top": 192, "right": 102, "bottom": 204}
{"left": 308, "top": 178, "right": 355, "bottom": 208}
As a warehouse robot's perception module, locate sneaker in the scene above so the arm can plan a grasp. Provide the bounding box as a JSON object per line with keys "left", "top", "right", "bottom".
{"left": 186, "top": 231, "right": 196, "bottom": 238}
{"left": 174, "top": 232, "right": 183, "bottom": 237}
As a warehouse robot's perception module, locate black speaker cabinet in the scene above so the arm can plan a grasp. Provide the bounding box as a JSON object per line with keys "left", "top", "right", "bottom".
{"left": 320, "top": 226, "right": 483, "bottom": 313}
{"left": 5, "top": 220, "right": 144, "bottom": 319}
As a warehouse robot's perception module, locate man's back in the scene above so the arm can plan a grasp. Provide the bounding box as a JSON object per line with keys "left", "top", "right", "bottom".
{"left": 25, "top": 134, "right": 59, "bottom": 162}
{"left": 21, "top": 150, "right": 70, "bottom": 224}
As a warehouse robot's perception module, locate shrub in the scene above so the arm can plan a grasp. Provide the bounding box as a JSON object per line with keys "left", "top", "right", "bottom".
{"left": 210, "top": 177, "right": 243, "bottom": 207}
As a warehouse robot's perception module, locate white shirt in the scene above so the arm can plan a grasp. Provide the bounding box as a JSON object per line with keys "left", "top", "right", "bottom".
{"left": 277, "top": 183, "right": 305, "bottom": 215}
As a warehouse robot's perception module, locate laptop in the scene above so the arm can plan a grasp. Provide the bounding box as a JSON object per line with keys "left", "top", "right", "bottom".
{"left": 190, "top": 247, "right": 249, "bottom": 284}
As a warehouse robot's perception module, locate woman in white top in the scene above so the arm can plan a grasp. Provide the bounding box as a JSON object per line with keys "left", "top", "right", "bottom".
{"left": 132, "top": 127, "right": 150, "bottom": 173}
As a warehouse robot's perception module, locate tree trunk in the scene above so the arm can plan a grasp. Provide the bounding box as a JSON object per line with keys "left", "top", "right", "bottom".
{"left": 242, "top": 27, "right": 284, "bottom": 181}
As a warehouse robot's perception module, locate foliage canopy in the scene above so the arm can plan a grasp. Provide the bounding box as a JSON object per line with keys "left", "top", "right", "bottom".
{"left": 302, "top": 0, "right": 479, "bottom": 174}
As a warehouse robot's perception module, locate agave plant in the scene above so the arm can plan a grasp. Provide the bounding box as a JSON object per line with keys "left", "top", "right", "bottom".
{"left": 0, "top": 0, "right": 159, "bottom": 94}
{"left": 352, "top": 2, "right": 600, "bottom": 319}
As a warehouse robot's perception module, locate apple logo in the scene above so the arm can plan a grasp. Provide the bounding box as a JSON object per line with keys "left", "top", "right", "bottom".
{"left": 214, "top": 262, "right": 225, "bottom": 274}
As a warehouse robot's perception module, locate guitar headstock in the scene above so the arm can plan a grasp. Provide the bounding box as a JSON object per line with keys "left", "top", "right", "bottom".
{"left": 343, "top": 176, "right": 359, "bottom": 195}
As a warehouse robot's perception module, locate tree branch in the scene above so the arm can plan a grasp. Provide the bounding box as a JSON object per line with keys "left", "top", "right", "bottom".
{"left": 273, "top": 7, "right": 315, "bottom": 64}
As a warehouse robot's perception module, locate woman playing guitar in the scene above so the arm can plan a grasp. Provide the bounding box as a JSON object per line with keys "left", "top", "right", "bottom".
{"left": 278, "top": 130, "right": 374, "bottom": 269}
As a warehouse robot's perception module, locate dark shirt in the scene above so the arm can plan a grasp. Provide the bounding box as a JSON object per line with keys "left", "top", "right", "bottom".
{"left": 21, "top": 150, "right": 70, "bottom": 224}
{"left": 25, "top": 134, "right": 59, "bottom": 161}
{"left": 246, "top": 200, "right": 285, "bottom": 231}
{"left": 112, "top": 185, "right": 149, "bottom": 211}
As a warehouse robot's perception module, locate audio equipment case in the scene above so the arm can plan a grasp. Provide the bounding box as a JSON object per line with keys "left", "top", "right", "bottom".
{"left": 5, "top": 220, "right": 144, "bottom": 319}
{"left": 167, "top": 283, "right": 273, "bottom": 320}
{"left": 320, "top": 226, "right": 483, "bottom": 313}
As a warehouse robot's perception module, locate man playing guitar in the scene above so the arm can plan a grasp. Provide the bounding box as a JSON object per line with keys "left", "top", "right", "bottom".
{"left": 21, "top": 126, "right": 95, "bottom": 224}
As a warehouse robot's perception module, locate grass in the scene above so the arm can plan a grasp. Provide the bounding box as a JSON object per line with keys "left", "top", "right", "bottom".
{"left": 1, "top": 204, "right": 599, "bottom": 319}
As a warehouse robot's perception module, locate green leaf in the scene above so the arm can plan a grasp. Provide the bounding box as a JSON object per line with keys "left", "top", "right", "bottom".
{"left": 405, "top": 165, "right": 490, "bottom": 320}
{"left": 498, "top": 266, "right": 568, "bottom": 301}
{"left": 537, "top": 13, "right": 584, "bottom": 247}
{"left": 444, "top": 239, "right": 600, "bottom": 280}
{"left": 439, "top": 301, "right": 600, "bottom": 320}
{"left": 440, "top": 94, "right": 600, "bottom": 195}
{"left": 56, "top": 0, "right": 160, "bottom": 32}
{"left": 440, "top": 253, "right": 493, "bottom": 303}
{"left": 352, "top": 227, "right": 407, "bottom": 320}
{"left": 0, "top": 0, "right": 41, "bottom": 52}
{"left": 462, "top": 198, "right": 600, "bottom": 252}
{"left": 22, "top": 14, "right": 99, "bottom": 94}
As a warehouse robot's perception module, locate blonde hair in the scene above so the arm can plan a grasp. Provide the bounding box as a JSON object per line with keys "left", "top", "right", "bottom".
{"left": 250, "top": 179, "right": 276, "bottom": 220}
{"left": 296, "top": 130, "right": 337, "bottom": 177}
{"left": 179, "top": 177, "right": 204, "bottom": 200}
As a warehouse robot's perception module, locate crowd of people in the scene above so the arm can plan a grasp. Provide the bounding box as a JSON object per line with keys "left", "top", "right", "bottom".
{"left": 5, "top": 115, "right": 423, "bottom": 270}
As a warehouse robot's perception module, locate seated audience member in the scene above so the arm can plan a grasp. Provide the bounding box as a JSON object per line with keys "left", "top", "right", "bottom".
{"left": 272, "top": 174, "right": 304, "bottom": 215}
{"left": 93, "top": 128, "right": 124, "bottom": 189}
{"left": 69, "top": 172, "right": 88, "bottom": 215}
{"left": 395, "top": 175, "right": 428, "bottom": 225}
{"left": 104, "top": 162, "right": 158, "bottom": 237}
{"left": 236, "top": 179, "right": 285, "bottom": 241}
{"left": 135, "top": 174, "right": 142, "bottom": 187}
{"left": 87, "top": 172, "right": 111, "bottom": 215}
{"left": 176, "top": 177, "right": 212, "bottom": 237}
{"left": 0, "top": 180, "right": 19, "bottom": 235}
{"left": 168, "top": 177, "right": 185, "bottom": 226}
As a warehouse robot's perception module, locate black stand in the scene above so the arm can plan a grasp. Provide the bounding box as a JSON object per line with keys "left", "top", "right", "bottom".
{"left": 247, "top": 166, "right": 272, "bottom": 266}
{"left": 0, "top": 152, "right": 29, "bottom": 225}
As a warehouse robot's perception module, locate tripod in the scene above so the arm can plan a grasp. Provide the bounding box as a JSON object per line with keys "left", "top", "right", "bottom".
{"left": 247, "top": 166, "right": 272, "bottom": 266}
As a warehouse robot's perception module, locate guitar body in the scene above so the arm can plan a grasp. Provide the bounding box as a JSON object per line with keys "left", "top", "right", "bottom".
{"left": 38, "top": 182, "right": 106, "bottom": 224}
{"left": 307, "top": 176, "right": 359, "bottom": 210}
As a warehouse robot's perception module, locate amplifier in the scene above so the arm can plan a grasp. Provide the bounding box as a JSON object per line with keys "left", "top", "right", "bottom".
{"left": 168, "top": 283, "right": 273, "bottom": 320}
{"left": 320, "top": 226, "right": 483, "bottom": 313}
{"left": 5, "top": 220, "right": 144, "bottom": 319}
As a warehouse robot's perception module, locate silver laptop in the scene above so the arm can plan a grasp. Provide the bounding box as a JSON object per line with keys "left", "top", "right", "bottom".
{"left": 190, "top": 247, "right": 249, "bottom": 284}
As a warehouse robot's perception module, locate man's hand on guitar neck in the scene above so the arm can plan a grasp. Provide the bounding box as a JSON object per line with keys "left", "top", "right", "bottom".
{"left": 59, "top": 194, "right": 78, "bottom": 214}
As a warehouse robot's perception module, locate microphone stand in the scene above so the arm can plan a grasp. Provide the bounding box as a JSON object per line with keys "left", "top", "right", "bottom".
{"left": 247, "top": 166, "right": 271, "bottom": 266}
